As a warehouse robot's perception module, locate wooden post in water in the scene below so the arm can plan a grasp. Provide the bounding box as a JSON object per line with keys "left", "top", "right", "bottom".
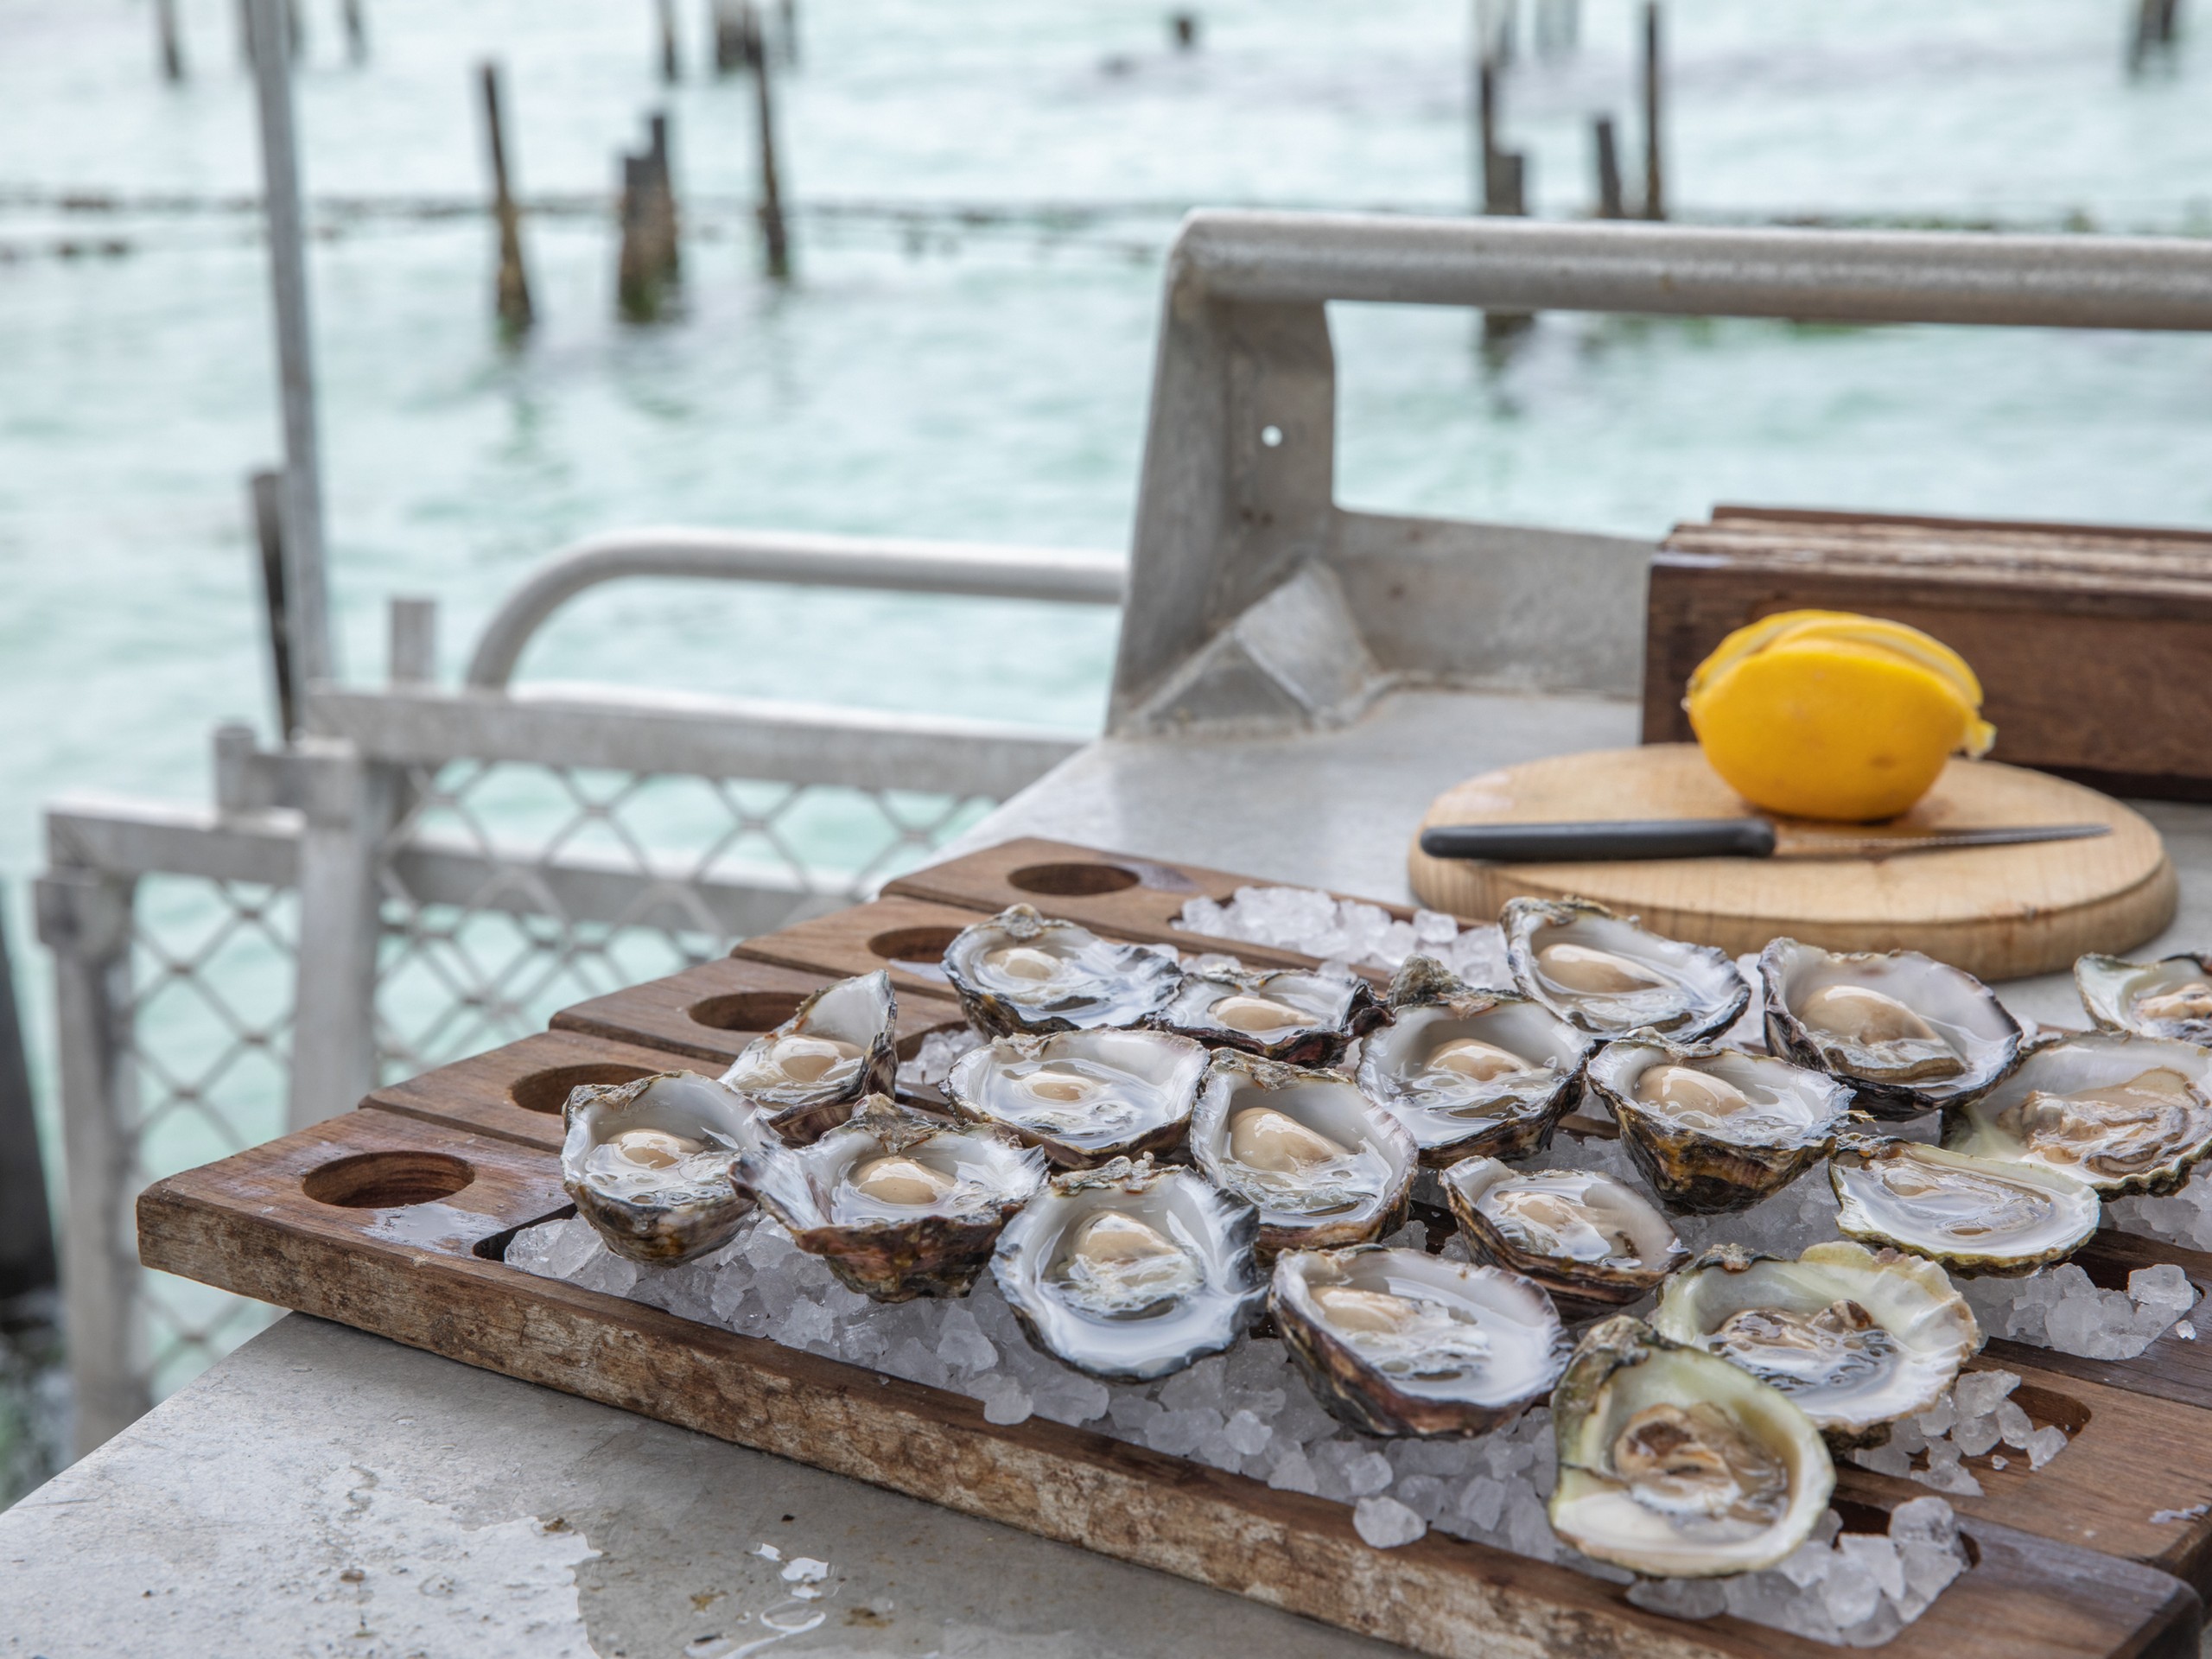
{"left": 1170, "top": 12, "right": 1199, "bottom": 49}
{"left": 343, "top": 0, "right": 365, "bottom": 63}
{"left": 1640, "top": 1, "right": 1665, "bottom": 219}
{"left": 248, "top": 468, "right": 300, "bottom": 738}
{"left": 712, "top": 0, "right": 746, "bottom": 73}
{"left": 1475, "top": 55, "right": 1530, "bottom": 342}
{"left": 616, "top": 114, "right": 683, "bottom": 320}
{"left": 479, "top": 62, "right": 534, "bottom": 335}
{"left": 779, "top": 0, "right": 798, "bottom": 67}
{"left": 156, "top": 0, "right": 185, "bottom": 80}
{"left": 658, "top": 0, "right": 681, "bottom": 81}
{"left": 648, "top": 111, "right": 681, "bottom": 280}
{"left": 748, "top": 3, "right": 791, "bottom": 281}
{"left": 1593, "top": 115, "right": 1624, "bottom": 219}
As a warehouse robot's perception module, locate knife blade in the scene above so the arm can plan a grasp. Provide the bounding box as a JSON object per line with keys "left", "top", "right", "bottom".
{"left": 1416, "top": 819, "right": 2112, "bottom": 863}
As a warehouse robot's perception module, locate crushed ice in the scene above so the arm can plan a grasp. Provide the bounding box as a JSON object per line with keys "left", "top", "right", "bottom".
{"left": 1174, "top": 887, "right": 1510, "bottom": 983}
{"left": 508, "top": 1211, "right": 1964, "bottom": 1645}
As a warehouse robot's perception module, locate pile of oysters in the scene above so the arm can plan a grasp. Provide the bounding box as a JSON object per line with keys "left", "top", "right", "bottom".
{"left": 555, "top": 897, "right": 2212, "bottom": 1583}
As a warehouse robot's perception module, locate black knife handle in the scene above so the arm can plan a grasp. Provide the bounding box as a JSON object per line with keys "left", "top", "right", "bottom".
{"left": 1419, "top": 819, "right": 1777, "bottom": 862}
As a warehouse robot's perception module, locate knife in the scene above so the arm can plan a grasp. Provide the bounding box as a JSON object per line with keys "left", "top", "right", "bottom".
{"left": 1417, "top": 819, "right": 2112, "bottom": 863}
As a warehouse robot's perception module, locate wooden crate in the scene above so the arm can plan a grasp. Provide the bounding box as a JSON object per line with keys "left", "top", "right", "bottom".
{"left": 1641, "top": 506, "right": 2212, "bottom": 800}
{"left": 139, "top": 843, "right": 2212, "bottom": 1656}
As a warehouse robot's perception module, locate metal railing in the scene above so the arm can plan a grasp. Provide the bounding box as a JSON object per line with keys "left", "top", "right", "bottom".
{"left": 37, "top": 528, "right": 1112, "bottom": 1453}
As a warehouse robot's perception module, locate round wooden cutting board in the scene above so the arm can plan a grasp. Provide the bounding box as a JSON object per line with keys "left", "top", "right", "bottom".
{"left": 1408, "top": 745, "right": 2175, "bottom": 981}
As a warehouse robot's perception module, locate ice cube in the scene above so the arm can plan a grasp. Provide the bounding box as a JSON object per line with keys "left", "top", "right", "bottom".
{"left": 973, "top": 1374, "right": 1033, "bottom": 1426}
{"left": 1951, "top": 1414, "right": 2002, "bottom": 1458}
{"left": 1147, "top": 1408, "right": 1223, "bottom": 1457}
{"left": 1836, "top": 1533, "right": 1906, "bottom": 1605}
{"left": 1353, "top": 1496, "right": 1427, "bottom": 1549}
{"left": 1266, "top": 1446, "right": 1320, "bottom": 1495}
{"left": 2025, "top": 1425, "right": 2069, "bottom": 1470}
{"left": 1995, "top": 1398, "right": 2033, "bottom": 1450}
{"left": 1626, "top": 1576, "right": 1727, "bottom": 1619}
{"left": 1951, "top": 1370, "right": 2018, "bottom": 1419}
{"left": 1223, "top": 1408, "right": 1272, "bottom": 1457}
{"left": 1459, "top": 1475, "right": 1509, "bottom": 1531}
{"left": 1819, "top": 1550, "right": 1885, "bottom": 1629}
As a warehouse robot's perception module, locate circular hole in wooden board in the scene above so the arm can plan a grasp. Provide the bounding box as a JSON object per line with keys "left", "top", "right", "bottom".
{"left": 867, "top": 925, "right": 962, "bottom": 980}
{"left": 1007, "top": 861, "right": 1141, "bottom": 897}
{"left": 687, "top": 989, "right": 806, "bottom": 1033}
{"left": 303, "top": 1150, "right": 474, "bottom": 1209}
{"left": 507, "top": 1062, "right": 662, "bottom": 1116}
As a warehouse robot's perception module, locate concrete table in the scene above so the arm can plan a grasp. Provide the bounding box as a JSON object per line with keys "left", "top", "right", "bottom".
{"left": 6, "top": 685, "right": 2211, "bottom": 1656}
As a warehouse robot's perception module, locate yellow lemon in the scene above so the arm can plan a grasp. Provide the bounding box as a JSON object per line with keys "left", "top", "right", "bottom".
{"left": 1684, "top": 611, "right": 1995, "bottom": 823}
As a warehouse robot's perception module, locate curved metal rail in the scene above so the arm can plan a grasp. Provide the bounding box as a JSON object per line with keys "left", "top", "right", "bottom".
{"left": 465, "top": 527, "right": 1126, "bottom": 690}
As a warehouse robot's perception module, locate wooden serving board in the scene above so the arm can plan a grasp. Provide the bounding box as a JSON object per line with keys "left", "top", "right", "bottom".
{"left": 137, "top": 1103, "right": 2204, "bottom": 1659}
{"left": 1407, "top": 746, "right": 2176, "bottom": 980}
{"left": 136, "top": 847, "right": 2212, "bottom": 1656}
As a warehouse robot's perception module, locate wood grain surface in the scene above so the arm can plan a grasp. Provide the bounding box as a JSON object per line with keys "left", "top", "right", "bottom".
{"left": 1642, "top": 506, "right": 2212, "bottom": 800}
{"left": 550, "top": 954, "right": 965, "bottom": 1065}
{"left": 727, "top": 896, "right": 1010, "bottom": 999}
{"left": 136, "top": 1104, "right": 2203, "bottom": 1659}
{"left": 1407, "top": 745, "right": 2175, "bottom": 979}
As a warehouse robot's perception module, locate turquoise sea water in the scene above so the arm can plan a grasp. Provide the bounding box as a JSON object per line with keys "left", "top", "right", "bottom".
{"left": 2, "top": 0, "right": 2211, "bottom": 1473}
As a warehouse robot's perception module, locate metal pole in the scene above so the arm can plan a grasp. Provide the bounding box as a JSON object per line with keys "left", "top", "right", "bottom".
{"left": 244, "top": 0, "right": 335, "bottom": 702}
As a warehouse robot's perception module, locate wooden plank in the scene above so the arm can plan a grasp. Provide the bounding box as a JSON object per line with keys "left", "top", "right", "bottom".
{"left": 136, "top": 1106, "right": 2201, "bottom": 1659}
{"left": 881, "top": 836, "right": 1389, "bottom": 968}
{"left": 550, "top": 955, "right": 965, "bottom": 1065}
{"left": 1641, "top": 519, "right": 2212, "bottom": 800}
{"left": 727, "top": 894, "right": 1052, "bottom": 999}
{"left": 1996, "top": 1232, "right": 2212, "bottom": 1416}
{"left": 364, "top": 1029, "right": 729, "bottom": 1153}
{"left": 1403, "top": 746, "right": 2175, "bottom": 980}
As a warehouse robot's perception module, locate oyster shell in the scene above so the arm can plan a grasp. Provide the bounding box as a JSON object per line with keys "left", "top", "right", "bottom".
{"left": 1584, "top": 1036, "right": 1852, "bottom": 1214}
{"left": 1828, "top": 1137, "right": 2099, "bottom": 1277}
{"left": 1356, "top": 957, "right": 1594, "bottom": 1166}
{"left": 1549, "top": 1315, "right": 1834, "bottom": 1578}
{"left": 1945, "top": 1030, "right": 2212, "bottom": 1198}
{"left": 732, "top": 1096, "right": 1045, "bottom": 1300}
{"left": 941, "top": 904, "right": 1181, "bottom": 1037}
{"left": 719, "top": 970, "right": 898, "bottom": 1144}
{"left": 2077, "top": 952, "right": 2212, "bottom": 1044}
{"left": 991, "top": 1154, "right": 1265, "bottom": 1382}
{"left": 562, "top": 1071, "right": 768, "bottom": 1264}
{"left": 1154, "top": 966, "right": 1382, "bottom": 1066}
{"left": 1651, "top": 1241, "right": 1982, "bottom": 1449}
{"left": 941, "top": 1027, "right": 1208, "bottom": 1168}
{"left": 1272, "top": 1246, "right": 1570, "bottom": 1438}
{"left": 1440, "top": 1155, "right": 1686, "bottom": 1314}
{"left": 1503, "top": 897, "right": 1748, "bottom": 1042}
{"left": 1187, "top": 1051, "right": 1418, "bottom": 1255}
{"left": 1760, "top": 938, "right": 2021, "bottom": 1119}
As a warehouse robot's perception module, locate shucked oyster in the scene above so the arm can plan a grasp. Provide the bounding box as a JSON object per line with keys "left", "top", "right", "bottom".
{"left": 1944, "top": 1031, "right": 2212, "bottom": 1198}
{"left": 942, "top": 1026, "right": 1208, "bottom": 1167}
{"left": 1829, "top": 1137, "right": 2099, "bottom": 1277}
{"left": 1155, "top": 967, "right": 1382, "bottom": 1066}
{"left": 1188, "top": 1051, "right": 1418, "bottom": 1255}
{"left": 1585, "top": 1036, "right": 1852, "bottom": 1214}
{"left": 1440, "top": 1156, "right": 1686, "bottom": 1314}
{"left": 733, "top": 1096, "right": 1046, "bottom": 1300}
{"left": 1652, "top": 1242, "right": 1982, "bottom": 1449}
{"left": 942, "top": 905, "right": 1182, "bottom": 1037}
{"left": 720, "top": 970, "right": 897, "bottom": 1144}
{"left": 1357, "top": 957, "right": 1594, "bottom": 1166}
{"left": 562, "top": 1072, "right": 768, "bottom": 1264}
{"left": 2078, "top": 952, "right": 2212, "bottom": 1044}
{"left": 1549, "top": 1315, "right": 1834, "bottom": 1578}
{"left": 1761, "top": 938, "right": 2020, "bottom": 1119}
{"left": 1272, "top": 1246, "right": 1569, "bottom": 1439}
{"left": 1503, "top": 897, "right": 1748, "bottom": 1042}
{"left": 992, "top": 1154, "right": 1265, "bottom": 1382}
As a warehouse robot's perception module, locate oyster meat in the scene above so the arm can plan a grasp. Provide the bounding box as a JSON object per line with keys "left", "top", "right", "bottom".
{"left": 1440, "top": 1155, "right": 1686, "bottom": 1313}
{"left": 941, "top": 905, "right": 1182, "bottom": 1037}
{"left": 1651, "top": 1241, "right": 1982, "bottom": 1448}
{"left": 562, "top": 1071, "right": 768, "bottom": 1264}
{"left": 1945, "top": 1031, "right": 2212, "bottom": 1198}
{"left": 942, "top": 1026, "right": 1208, "bottom": 1167}
{"left": 720, "top": 970, "right": 898, "bottom": 1144}
{"left": 1549, "top": 1315, "right": 1835, "bottom": 1578}
{"left": 1828, "top": 1137, "right": 2099, "bottom": 1276}
{"left": 1503, "top": 897, "right": 1748, "bottom": 1042}
{"left": 991, "top": 1154, "right": 1265, "bottom": 1382}
{"left": 2077, "top": 952, "right": 2212, "bottom": 1045}
{"left": 1761, "top": 938, "right": 2021, "bottom": 1118}
{"left": 1188, "top": 1051, "right": 1418, "bottom": 1255}
{"left": 732, "top": 1096, "right": 1045, "bottom": 1300}
{"left": 1154, "top": 966, "right": 1382, "bottom": 1066}
{"left": 1585, "top": 1036, "right": 1852, "bottom": 1214}
{"left": 1272, "top": 1246, "right": 1569, "bottom": 1438}
{"left": 1356, "top": 957, "right": 1594, "bottom": 1166}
